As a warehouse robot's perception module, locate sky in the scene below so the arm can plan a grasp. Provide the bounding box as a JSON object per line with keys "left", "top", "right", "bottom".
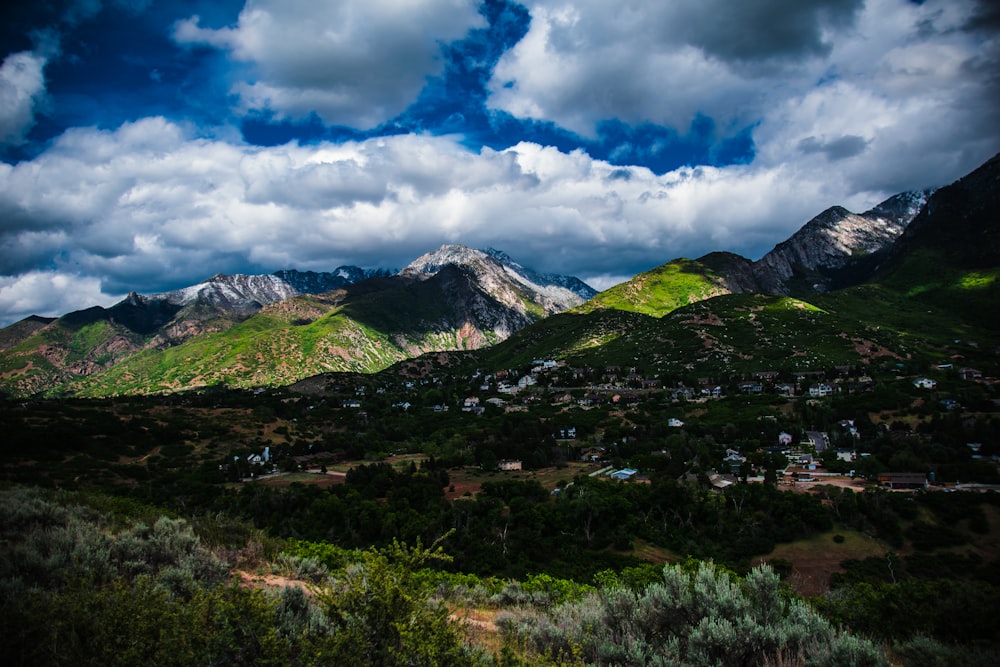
{"left": 0, "top": 0, "right": 998, "bottom": 326}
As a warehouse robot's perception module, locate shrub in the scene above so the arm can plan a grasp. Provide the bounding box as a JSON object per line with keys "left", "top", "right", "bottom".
{"left": 498, "top": 561, "right": 889, "bottom": 667}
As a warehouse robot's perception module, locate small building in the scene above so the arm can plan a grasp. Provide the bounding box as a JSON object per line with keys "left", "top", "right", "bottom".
{"left": 913, "top": 377, "right": 937, "bottom": 389}
{"left": 877, "top": 472, "right": 927, "bottom": 490}
{"left": 808, "top": 383, "right": 834, "bottom": 397}
{"left": 610, "top": 468, "right": 638, "bottom": 481}
{"left": 804, "top": 431, "right": 830, "bottom": 453}
{"left": 498, "top": 459, "right": 523, "bottom": 471}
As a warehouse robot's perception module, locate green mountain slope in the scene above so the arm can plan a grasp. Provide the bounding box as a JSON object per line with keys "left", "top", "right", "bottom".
{"left": 483, "top": 286, "right": 998, "bottom": 381}
{"left": 0, "top": 309, "right": 148, "bottom": 396}
{"left": 575, "top": 258, "right": 731, "bottom": 318}
{"left": 873, "top": 153, "right": 1000, "bottom": 330}
{"left": 59, "top": 265, "right": 548, "bottom": 396}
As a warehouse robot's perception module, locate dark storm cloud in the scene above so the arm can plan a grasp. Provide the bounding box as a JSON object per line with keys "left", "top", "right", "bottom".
{"left": 673, "top": 0, "right": 865, "bottom": 64}
{"left": 798, "top": 134, "right": 870, "bottom": 160}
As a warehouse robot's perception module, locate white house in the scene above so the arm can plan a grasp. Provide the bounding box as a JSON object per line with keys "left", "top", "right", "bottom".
{"left": 809, "top": 383, "right": 834, "bottom": 397}
{"left": 668, "top": 418, "right": 685, "bottom": 428}
{"left": 913, "top": 377, "right": 937, "bottom": 389}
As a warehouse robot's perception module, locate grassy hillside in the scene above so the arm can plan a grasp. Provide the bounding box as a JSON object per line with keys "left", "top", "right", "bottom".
{"left": 0, "top": 313, "right": 146, "bottom": 396}
{"left": 487, "top": 287, "right": 999, "bottom": 381}
{"left": 875, "top": 248, "right": 1000, "bottom": 331}
{"left": 575, "top": 258, "right": 730, "bottom": 318}
{"left": 58, "top": 268, "right": 545, "bottom": 397}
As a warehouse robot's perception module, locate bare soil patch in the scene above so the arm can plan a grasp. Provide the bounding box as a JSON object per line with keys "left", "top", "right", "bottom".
{"left": 756, "top": 530, "right": 888, "bottom": 598}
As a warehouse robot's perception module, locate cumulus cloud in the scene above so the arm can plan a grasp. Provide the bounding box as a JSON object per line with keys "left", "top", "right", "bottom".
{"left": 488, "top": 0, "right": 1000, "bottom": 189}
{"left": 0, "top": 50, "right": 48, "bottom": 146}
{"left": 0, "top": 271, "right": 117, "bottom": 324}
{"left": 0, "top": 116, "right": 870, "bottom": 325}
{"left": 172, "top": 0, "right": 484, "bottom": 128}
{"left": 487, "top": 0, "right": 865, "bottom": 134}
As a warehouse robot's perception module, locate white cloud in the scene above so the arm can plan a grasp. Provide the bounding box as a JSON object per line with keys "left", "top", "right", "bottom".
{"left": 0, "top": 50, "right": 48, "bottom": 146}
{"left": 488, "top": 0, "right": 1000, "bottom": 192}
{"left": 1, "top": 116, "right": 912, "bottom": 326}
{"left": 173, "top": 0, "right": 484, "bottom": 128}
{"left": 0, "top": 271, "right": 119, "bottom": 324}
{"left": 488, "top": 0, "right": 866, "bottom": 135}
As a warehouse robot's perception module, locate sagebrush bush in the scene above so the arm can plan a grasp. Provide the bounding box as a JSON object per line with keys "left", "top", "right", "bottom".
{"left": 498, "top": 561, "right": 889, "bottom": 667}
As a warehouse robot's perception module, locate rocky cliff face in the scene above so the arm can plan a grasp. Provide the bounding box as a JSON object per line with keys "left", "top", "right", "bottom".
{"left": 750, "top": 190, "right": 930, "bottom": 294}
{"left": 149, "top": 273, "right": 300, "bottom": 312}
{"left": 404, "top": 244, "right": 596, "bottom": 316}
{"left": 427, "top": 263, "right": 537, "bottom": 345}
{"left": 696, "top": 252, "right": 759, "bottom": 293}
{"left": 273, "top": 267, "right": 392, "bottom": 294}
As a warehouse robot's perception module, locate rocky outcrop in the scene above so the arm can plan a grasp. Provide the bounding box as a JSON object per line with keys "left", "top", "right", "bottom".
{"left": 750, "top": 191, "right": 929, "bottom": 294}
{"left": 404, "top": 244, "right": 596, "bottom": 316}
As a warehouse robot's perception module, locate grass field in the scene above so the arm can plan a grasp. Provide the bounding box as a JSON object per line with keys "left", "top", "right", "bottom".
{"left": 757, "top": 529, "right": 888, "bottom": 598}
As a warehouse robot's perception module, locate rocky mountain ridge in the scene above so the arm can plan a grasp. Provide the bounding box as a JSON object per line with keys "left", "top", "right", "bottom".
{"left": 403, "top": 245, "right": 596, "bottom": 316}
{"left": 0, "top": 248, "right": 597, "bottom": 395}
{"left": 750, "top": 190, "right": 931, "bottom": 294}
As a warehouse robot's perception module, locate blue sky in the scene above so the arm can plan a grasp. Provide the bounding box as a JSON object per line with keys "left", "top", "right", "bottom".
{"left": 1, "top": 0, "right": 998, "bottom": 325}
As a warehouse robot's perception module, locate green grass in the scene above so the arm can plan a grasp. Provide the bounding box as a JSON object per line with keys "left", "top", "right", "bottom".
{"left": 576, "top": 258, "right": 729, "bottom": 318}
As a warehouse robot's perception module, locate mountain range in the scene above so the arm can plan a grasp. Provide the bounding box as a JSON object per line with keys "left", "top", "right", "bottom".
{"left": 1, "top": 152, "right": 997, "bottom": 397}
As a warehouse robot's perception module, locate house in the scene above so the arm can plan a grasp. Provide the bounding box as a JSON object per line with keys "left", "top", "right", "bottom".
{"left": 776, "top": 383, "right": 796, "bottom": 397}
{"left": 959, "top": 367, "right": 983, "bottom": 380}
{"left": 724, "top": 448, "right": 745, "bottom": 462}
{"left": 804, "top": 431, "right": 830, "bottom": 452}
{"left": 778, "top": 432, "right": 794, "bottom": 446}
{"left": 913, "top": 377, "right": 937, "bottom": 389}
{"left": 738, "top": 381, "right": 763, "bottom": 394}
{"left": 668, "top": 418, "right": 685, "bottom": 428}
{"left": 579, "top": 446, "right": 606, "bottom": 462}
{"left": 709, "top": 473, "right": 736, "bottom": 490}
{"left": 485, "top": 397, "right": 507, "bottom": 408}
{"left": 498, "top": 459, "right": 522, "bottom": 471}
{"left": 342, "top": 399, "right": 362, "bottom": 408}
{"left": 556, "top": 427, "right": 577, "bottom": 439}
{"left": 808, "top": 383, "right": 834, "bottom": 397}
